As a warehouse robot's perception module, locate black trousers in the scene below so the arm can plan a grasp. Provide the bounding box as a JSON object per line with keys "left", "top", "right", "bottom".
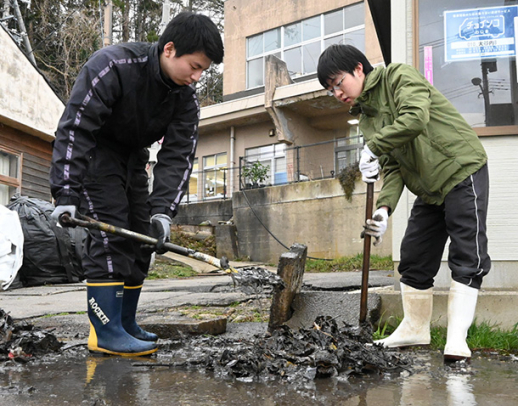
{"left": 398, "top": 164, "right": 490, "bottom": 290}
{"left": 80, "top": 144, "right": 151, "bottom": 285}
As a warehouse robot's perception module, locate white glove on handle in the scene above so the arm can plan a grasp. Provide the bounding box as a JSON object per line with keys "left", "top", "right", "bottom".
{"left": 50, "top": 205, "right": 77, "bottom": 227}
{"left": 149, "top": 213, "right": 172, "bottom": 254}
{"left": 359, "top": 144, "right": 380, "bottom": 183}
{"left": 363, "top": 208, "right": 388, "bottom": 246}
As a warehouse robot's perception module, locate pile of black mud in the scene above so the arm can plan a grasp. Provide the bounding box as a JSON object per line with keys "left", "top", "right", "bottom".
{"left": 0, "top": 308, "right": 62, "bottom": 363}
{"left": 229, "top": 266, "right": 286, "bottom": 295}
{"left": 152, "top": 316, "right": 412, "bottom": 381}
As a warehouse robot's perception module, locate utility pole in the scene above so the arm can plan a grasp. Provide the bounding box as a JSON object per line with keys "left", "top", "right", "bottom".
{"left": 12, "top": 0, "right": 36, "bottom": 66}
{"left": 103, "top": 0, "right": 113, "bottom": 47}
{"left": 2, "top": 0, "right": 10, "bottom": 19}
{"left": 159, "top": 2, "right": 171, "bottom": 35}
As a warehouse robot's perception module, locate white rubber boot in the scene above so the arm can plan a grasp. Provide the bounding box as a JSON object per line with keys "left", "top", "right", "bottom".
{"left": 375, "top": 282, "right": 433, "bottom": 348}
{"left": 444, "top": 280, "right": 478, "bottom": 362}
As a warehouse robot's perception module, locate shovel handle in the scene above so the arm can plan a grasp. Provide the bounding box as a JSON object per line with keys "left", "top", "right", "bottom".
{"left": 60, "top": 213, "right": 197, "bottom": 259}
{"left": 360, "top": 182, "right": 374, "bottom": 323}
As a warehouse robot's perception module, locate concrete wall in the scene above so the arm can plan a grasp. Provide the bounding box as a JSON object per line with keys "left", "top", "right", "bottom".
{"left": 223, "top": 0, "right": 383, "bottom": 96}
{"left": 0, "top": 25, "right": 63, "bottom": 141}
{"left": 232, "top": 177, "right": 391, "bottom": 262}
{"left": 174, "top": 199, "right": 233, "bottom": 226}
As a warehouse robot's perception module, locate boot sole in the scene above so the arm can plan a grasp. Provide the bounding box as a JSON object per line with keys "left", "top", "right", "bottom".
{"left": 444, "top": 354, "right": 471, "bottom": 364}
{"left": 88, "top": 346, "right": 157, "bottom": 357}
{"left": 375, "top": 342, "right": 430, "bottom": 349}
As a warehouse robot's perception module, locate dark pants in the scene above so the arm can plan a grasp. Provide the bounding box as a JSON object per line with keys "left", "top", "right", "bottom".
{"left": 80, "top": 144, "right": 151, "bottom": 285}
{"left": 398, "top": 165, "right": 491, "bottom": 290}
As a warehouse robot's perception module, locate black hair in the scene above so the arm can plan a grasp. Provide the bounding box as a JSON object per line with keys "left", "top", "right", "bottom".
{"left": 317, "top": 44, "right": 374, "bottom": 88}
{"left": 158, "top": 11, "right": 224, "bottom": 64}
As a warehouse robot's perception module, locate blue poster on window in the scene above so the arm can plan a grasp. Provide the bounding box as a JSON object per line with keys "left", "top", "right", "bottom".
{"left": 444, "top": 5, "right": 518, "bottom": 62}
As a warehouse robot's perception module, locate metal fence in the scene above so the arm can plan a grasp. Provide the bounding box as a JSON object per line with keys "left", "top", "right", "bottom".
{"left": 181, "top": 136, "right": 363, "bottom": 204}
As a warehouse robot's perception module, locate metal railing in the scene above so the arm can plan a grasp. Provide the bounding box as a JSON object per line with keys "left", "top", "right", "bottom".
{"left": 181, "top": 137, "right": 363, "bottom": 204}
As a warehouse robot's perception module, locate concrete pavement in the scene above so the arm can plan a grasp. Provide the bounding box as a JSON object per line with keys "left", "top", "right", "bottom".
{"left": 0, "top": 253, "right": 395, "bottom": 342}
{"left": 1, "top": 253, "right": 516, "bottom": 342}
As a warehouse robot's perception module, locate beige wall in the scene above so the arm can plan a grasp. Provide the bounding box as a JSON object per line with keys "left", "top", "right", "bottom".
{"left": 223, "top": 0, "right": 382, "bottom": 96}
{"left": 0, "top": 26, "right": 64, "bottom": 141}
{"left": 233, "top": 177, "right": 390, "bottom": 262}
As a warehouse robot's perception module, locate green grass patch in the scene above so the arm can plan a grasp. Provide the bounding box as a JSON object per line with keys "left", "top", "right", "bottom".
{"left": 147, "top": 256, "right": 198, "bottom": 279}
{"left": 305, "top": 254, "right": 393, "bottom": 273}
{"left": 170, "top": 230, "right": 216, "bottom": 257}
{"left": 41, "top": 312, "right": 71, "bottom": 318}
{"left": 373, "top": 318, "right": 518, "bottom": 353}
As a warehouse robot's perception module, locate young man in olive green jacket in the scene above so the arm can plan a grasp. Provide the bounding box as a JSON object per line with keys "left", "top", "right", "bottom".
{"left": 317, "top": 44, "right": 490, "bottom": 362}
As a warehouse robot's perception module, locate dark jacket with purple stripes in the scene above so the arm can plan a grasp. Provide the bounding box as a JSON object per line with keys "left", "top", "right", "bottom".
{"left": 50, "top": 42, "right": 199, "bottom": 218}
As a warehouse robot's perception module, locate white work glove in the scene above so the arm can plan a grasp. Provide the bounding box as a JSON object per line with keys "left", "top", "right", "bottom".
{"left": 359, "top": 144, "right": 380, "bottom": 183}
{"left": 147, "top": 213, "right": 172, "bottom": 254}
{"left": 50, "top": 205, "right": 78, "bottom": 227}
{"left": 362, "top": 208, "right": 388, "bottom": 246}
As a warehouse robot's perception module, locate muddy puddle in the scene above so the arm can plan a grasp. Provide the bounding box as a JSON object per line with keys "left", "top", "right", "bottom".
{"left": 1, "top": 349, "right": 517, "bottom": 405}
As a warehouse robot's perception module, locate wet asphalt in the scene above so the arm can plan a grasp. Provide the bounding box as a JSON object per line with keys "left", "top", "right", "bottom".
{"left": 2, "top": 257, "right": 518, "bottom": 405}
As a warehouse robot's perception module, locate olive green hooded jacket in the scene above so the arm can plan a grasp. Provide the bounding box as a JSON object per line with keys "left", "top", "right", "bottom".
{"left": 352, "top": 63, "right": 487, "bottom": 214}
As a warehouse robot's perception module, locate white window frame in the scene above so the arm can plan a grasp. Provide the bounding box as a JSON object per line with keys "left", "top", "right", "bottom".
{"left": 244, "top": 143, "right": 286, "bottom": 186}
{"left": 246, "top": 3, "right": 366, "bottom": 89}
{"left": 202, "top": 153, "right": 227, "bottom": 200}
{"left": 335, "top": 129, "right": 364, "bottom": 173}
{"left": 0, "top": 147, "right": 22, "bottom": 205}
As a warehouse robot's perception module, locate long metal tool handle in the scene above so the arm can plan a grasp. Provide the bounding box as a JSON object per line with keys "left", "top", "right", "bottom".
{"left": 60, "top": 213, "right": 226, "bottom": 270}
{"left": 360, "top": 182, "right": 374, "bottom": 323}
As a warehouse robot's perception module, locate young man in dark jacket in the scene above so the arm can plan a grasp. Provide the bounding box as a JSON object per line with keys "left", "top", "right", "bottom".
{"left": 50, "top": 12, "right": 224, "bottom": 356}
{"left": 317, "top": 45, "right": 490, "bottom": 362}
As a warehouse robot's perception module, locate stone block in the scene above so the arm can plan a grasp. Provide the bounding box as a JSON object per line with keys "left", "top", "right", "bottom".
{"left": 216, "top": 224, "right": 239, "bottom": 260}
{"left": 141, "top": 316, "right": 227, "bottom": 339}
{"left": 286, "top": 291, "right": 381, "bottom": 329}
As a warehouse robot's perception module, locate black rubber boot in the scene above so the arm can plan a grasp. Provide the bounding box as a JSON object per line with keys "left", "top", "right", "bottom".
{"left": 87, "top": 280, "right": 157, "bottom": 356}
{"left": 121, "top": 284, "right": 159, "bottom": 342}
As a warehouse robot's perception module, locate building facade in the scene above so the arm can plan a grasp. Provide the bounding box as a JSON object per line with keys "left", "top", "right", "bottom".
{"left": 0, "top": 25, "right": 63, "bottom": 205}
{"left": 387, "top": 0, "right": 518, "bottom": 289}
{"left": 191, "top": 0, "right": 518, "bottom": 285}
{"left": 193, "top": 0, "right": 382, "bottom": 203}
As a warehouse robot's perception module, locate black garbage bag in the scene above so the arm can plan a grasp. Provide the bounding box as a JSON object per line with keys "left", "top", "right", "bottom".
{"left": 6, "top": 195, "right": 85, "bottom": 287}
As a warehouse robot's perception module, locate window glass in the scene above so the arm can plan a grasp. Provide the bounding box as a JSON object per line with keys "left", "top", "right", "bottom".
{"left": 245, "top": 3, "right": 366, "bottom": 88}
{"left": 265, "top": 28, "right": 281, "bottom": 52}
{"left": 285, "top": 47, "right": 302, "bottom": 75}
{"left": 247, "top": 58, "right": 264, "bottom": 88}
{"left": 0, "top": 150, "right": 18, "bottom": 177}
{"left": 188, "top": 158, "right": 198, "bottom": 202}
{"left": 335, "top": 132, "right": 363, "bottom": 172}
{"left": 324, "top": 9, "right": 343, "bottom": 35}
{"left": 344, "top": 2, "right": 365, "bottom": 29}
{"left": 303, "top": 16, "right": 321, "bottom": 41}
{"left": 216, "top": 153, "right": 227, "bottom": 165}
{"left": 203, "top": 155, "right": 215, "bottom": 168}
{"left": 303, "top": 41, "right": 321, "bottom": 74}
{"left": 325, "top": 34, "right": 343, "bottom": 48}
{"left": 0, "top": 184, "right": 16, "bottom": 206}
{"left": 419, "top": 0, "right": 518, "bottom": 127}
{"left": 247, "top": 34, "right": 263, "bottom": 58}
{"left": 284, "top": 22, "right": 301, "bottom": 47}
{"left": 203, "top": 153, "right": 227, "bottom": 199}
{"left": 0, "top": 150, "right": 20, "bottom": 206}
{"left": 259, "top": 145, "right": 274, "bottom": 157}
{"left": 344, "top": 29, "right": 365, "bottom": 52}
{"left": 245, "top": 144, "right": 286, "bottom": 186}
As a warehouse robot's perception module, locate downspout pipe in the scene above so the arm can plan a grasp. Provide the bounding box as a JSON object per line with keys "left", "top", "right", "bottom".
{"left": 229, "top": 126, "right": 235, "bottom": 197}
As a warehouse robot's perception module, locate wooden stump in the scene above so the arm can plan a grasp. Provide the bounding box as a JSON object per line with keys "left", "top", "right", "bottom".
{"left": 268, "top": 243, "right": 307, "bottom": 332}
